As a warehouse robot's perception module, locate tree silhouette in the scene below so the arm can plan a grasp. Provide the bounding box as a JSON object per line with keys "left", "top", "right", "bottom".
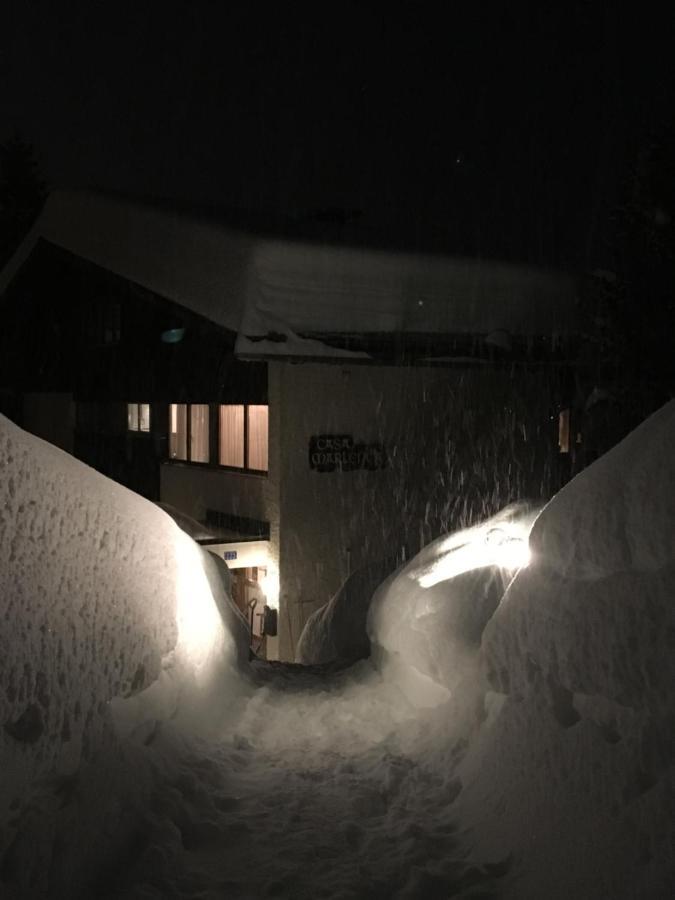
{"left": 576, "top": 119, "right": 675, "bottom": 462}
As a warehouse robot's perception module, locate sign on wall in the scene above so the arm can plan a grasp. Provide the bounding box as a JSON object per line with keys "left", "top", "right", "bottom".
{"left": 309, "top": 434, "right": 387, "bottom": 473}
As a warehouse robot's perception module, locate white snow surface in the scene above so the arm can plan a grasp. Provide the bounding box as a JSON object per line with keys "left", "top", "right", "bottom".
{"left": 237, "top": 239, "right": 578, "bottom": 350}
{"left": 0, "top": 191, "right": 252, "bottom": 333}
{"left": 455, "top": 401, "right": 675, "bottom": 898}
{"left": 295, "top": 557, "right": 400, "bottom": 665}
{"left": 528, "top": 399, "right": 675, "bottom": 579}
{"left": 2, "top": 404, "right": 675, "bottom": 899}
{"left": 367, "top": 503, "right": 540, "bottom": 706}
{"left": 0, "top": 414, "right": 248, "bottom": 897}
{"left": 154, "top": 502, "right": 218, "bottom": 541}
{"left": 235, "top": 332, "right": 370, "bottom": 361}
{"left": 2, "top": 190, "right": 577, "bottom": 365}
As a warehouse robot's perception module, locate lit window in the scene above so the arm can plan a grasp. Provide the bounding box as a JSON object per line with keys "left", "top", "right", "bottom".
{"left": 219, "top": 405, "right": 245, "bottom": 467}
{"left": 169, "top": 403, "right": 188, "bottom": 459}
{"left": 139, "top": 403, "right": 150, "bottom": 432}
{"left": 169, "top": 403, "right": 209, "bottom": 462}
{"left": 218, "top": 404, "right": 268, "bottom": 472}
{"left": 169, "top": 404, "right": 268, "bottom": 469}
{"left": 127, "top": 403, "right": 150, "bottom": 432}
{"left": 190, "top": 404, "right": 210, "bottom": 463}
{"left": 558, "top": 408, "right": 570, "bottom": 454}
{"left": 247, "top": 405, "right": 268, "bottom": 471}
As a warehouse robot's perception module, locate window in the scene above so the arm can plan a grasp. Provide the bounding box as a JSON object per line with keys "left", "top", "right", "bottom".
{"left": 247, "top": 405, "right": 269, "bottom": 471}
{"left": 169, "top": 403, "right": 209, "bottom": 462}
{"left": 190, "top": 404, "right": 210, "bottom": 463}
{"left": 128, "top": 403, "right": 150, "bottom": 432}
{"left": 169, "top": 403, "right": 187, "bottom": 459}
{"left": 558, "top": 408, "right": 570, "bottom": 454}
{"left": 219, "top": 405, "right": 245, "bottom": 467}
{"left": 219, "top": 404, "right": 268, "bottom": 472}
{"left": 169, "top": 403, "right": 268, "bottom": 471}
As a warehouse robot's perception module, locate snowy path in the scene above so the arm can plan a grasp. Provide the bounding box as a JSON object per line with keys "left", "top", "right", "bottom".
{"left": 104, "top": 661, "right": 501, "bottom": 900}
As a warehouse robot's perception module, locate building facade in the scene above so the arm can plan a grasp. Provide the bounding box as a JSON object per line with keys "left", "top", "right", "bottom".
{"left": 1, "top": 191, "right": 584, "bottom": 660}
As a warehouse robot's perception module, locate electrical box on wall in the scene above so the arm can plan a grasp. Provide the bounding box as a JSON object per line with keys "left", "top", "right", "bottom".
{"left": 263, "top": 606, "right": 278, "bottom": 637}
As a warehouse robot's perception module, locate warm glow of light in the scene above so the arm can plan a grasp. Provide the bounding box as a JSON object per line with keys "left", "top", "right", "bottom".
{"left": 259, "top": 561, "right": 280, "bottom": 609}
{"left": 486, "top": 527, "right": 531, "bottom": 570}
{"left": 414, "top": 519, "right": 532, "bottom": 588}
{"left": 174, "top": 531, "right": 225, "bottom": 669}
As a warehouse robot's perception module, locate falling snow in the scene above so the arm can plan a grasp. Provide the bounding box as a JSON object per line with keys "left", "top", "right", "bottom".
{"left": 1, "top": 404, "right": 674, "bottom": 898}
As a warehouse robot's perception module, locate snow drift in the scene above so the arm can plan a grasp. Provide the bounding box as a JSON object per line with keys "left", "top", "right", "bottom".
{"left": 435, "top": 402, "right": 675, "bottom": 899}
{"left": 2, "top": 398, "right": 675, "bottom": 899}
{"left": 0, "top": 413, "right": 247, "bottom": 897}
{"left": 367, "top": 502, "right": 539, "bottom": 706}
{"left": 295, "top": 556, "right": 400, "bottom": 665}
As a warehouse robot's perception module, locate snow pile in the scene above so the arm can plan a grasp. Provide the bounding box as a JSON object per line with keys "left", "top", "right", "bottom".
{"left": 154, "top": 501, "right": 218, "bottom": 541}
{"left": 3, "top": 402, "right": 675, "bottom": 899}
{"left": 0, "top": 414, "right": 247, "bottom": 897}
{"left": 449, "top": 401, "right": 675, "bottom": 898}
{"left": 295, "top": 556, "right": 400, "bottom": 665}
{"left": 367, "top": 503, "right": 539, "bottom": 706}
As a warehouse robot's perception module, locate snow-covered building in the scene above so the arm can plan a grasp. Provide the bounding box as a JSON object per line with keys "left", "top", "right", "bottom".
{"left": 0, "top": 191, "right": 581, "bottom": 659}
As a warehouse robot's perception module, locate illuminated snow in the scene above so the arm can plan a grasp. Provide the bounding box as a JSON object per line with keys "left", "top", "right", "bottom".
{"left": 0, "top": 413, "right": 246, "bottom": 896}
{"left": 367, "top": 503, "right": 540, "bottom": 705}
{"left": 173, "top": 531, "right": 227, "bottom": 672}
{"left": 2, "top": 404, "right": 675, "bottom": 899}
{"left": 412, "top": 516, "right": 533, "bottom": 588}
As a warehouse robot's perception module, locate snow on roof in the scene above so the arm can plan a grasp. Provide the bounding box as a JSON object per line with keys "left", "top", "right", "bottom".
{"left": 0, "top": 190, "right": 253, "bottom": 332}
{"left": 238, "top": 239, "right": 578, "bottom": 352}
{"left": 1, "top": 190, "right": 578, "bottom": 360}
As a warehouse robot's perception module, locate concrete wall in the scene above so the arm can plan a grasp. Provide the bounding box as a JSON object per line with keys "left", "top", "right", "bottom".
{"left": 273, "top": 361, "right": 564, "bottom": 660}
{"left": 160, "top": 463, "right": 270, "bottom": 524}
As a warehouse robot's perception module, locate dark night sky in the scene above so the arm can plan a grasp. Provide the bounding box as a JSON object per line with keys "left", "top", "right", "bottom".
{"left": 2, "top": 2, "right": 674, "bottom": 267}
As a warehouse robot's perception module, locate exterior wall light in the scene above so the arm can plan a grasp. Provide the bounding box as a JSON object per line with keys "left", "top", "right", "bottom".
{"left": 161, "top": 327, "right": 186, "bottom": 343}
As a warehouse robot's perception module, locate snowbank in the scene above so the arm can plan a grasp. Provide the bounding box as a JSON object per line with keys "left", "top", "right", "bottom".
{"left": 154, "top": 501, "right": 218, "bottom": 541}
{"left": 3, "top": 400, "right": 674, "bottom": 899}
{"left": 0, "top": 414, "right": 248, "bottom": 897}
{"left": 528, "top": 399, "right": 675, "bottom": 579}
{"left": 367, "top": 503, "right": 539, "bottom": 706}
{"left": 355, "top": 407, "right": 674, "bottom": 897}
{"left": 295, "top": 556, "right": 400, "bottom": 665}
{"left": 450, "top": 401, "right": 675, "bottom": 898}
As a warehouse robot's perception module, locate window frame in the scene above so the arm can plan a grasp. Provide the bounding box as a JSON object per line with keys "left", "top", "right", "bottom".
{"left": 127, "top": 402, "right": 151, "bottom": 433}
{"left": 167, "top": 403, "right": 268, "bottom": 475}
{"left": 558, "top": 407, "right": 571, "bottom": 454}
{"left": 168, "top": 402, "right": 209, "bottom": 464}
{"left": 218, "top": 403, "right": 268, "bottom": 475}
